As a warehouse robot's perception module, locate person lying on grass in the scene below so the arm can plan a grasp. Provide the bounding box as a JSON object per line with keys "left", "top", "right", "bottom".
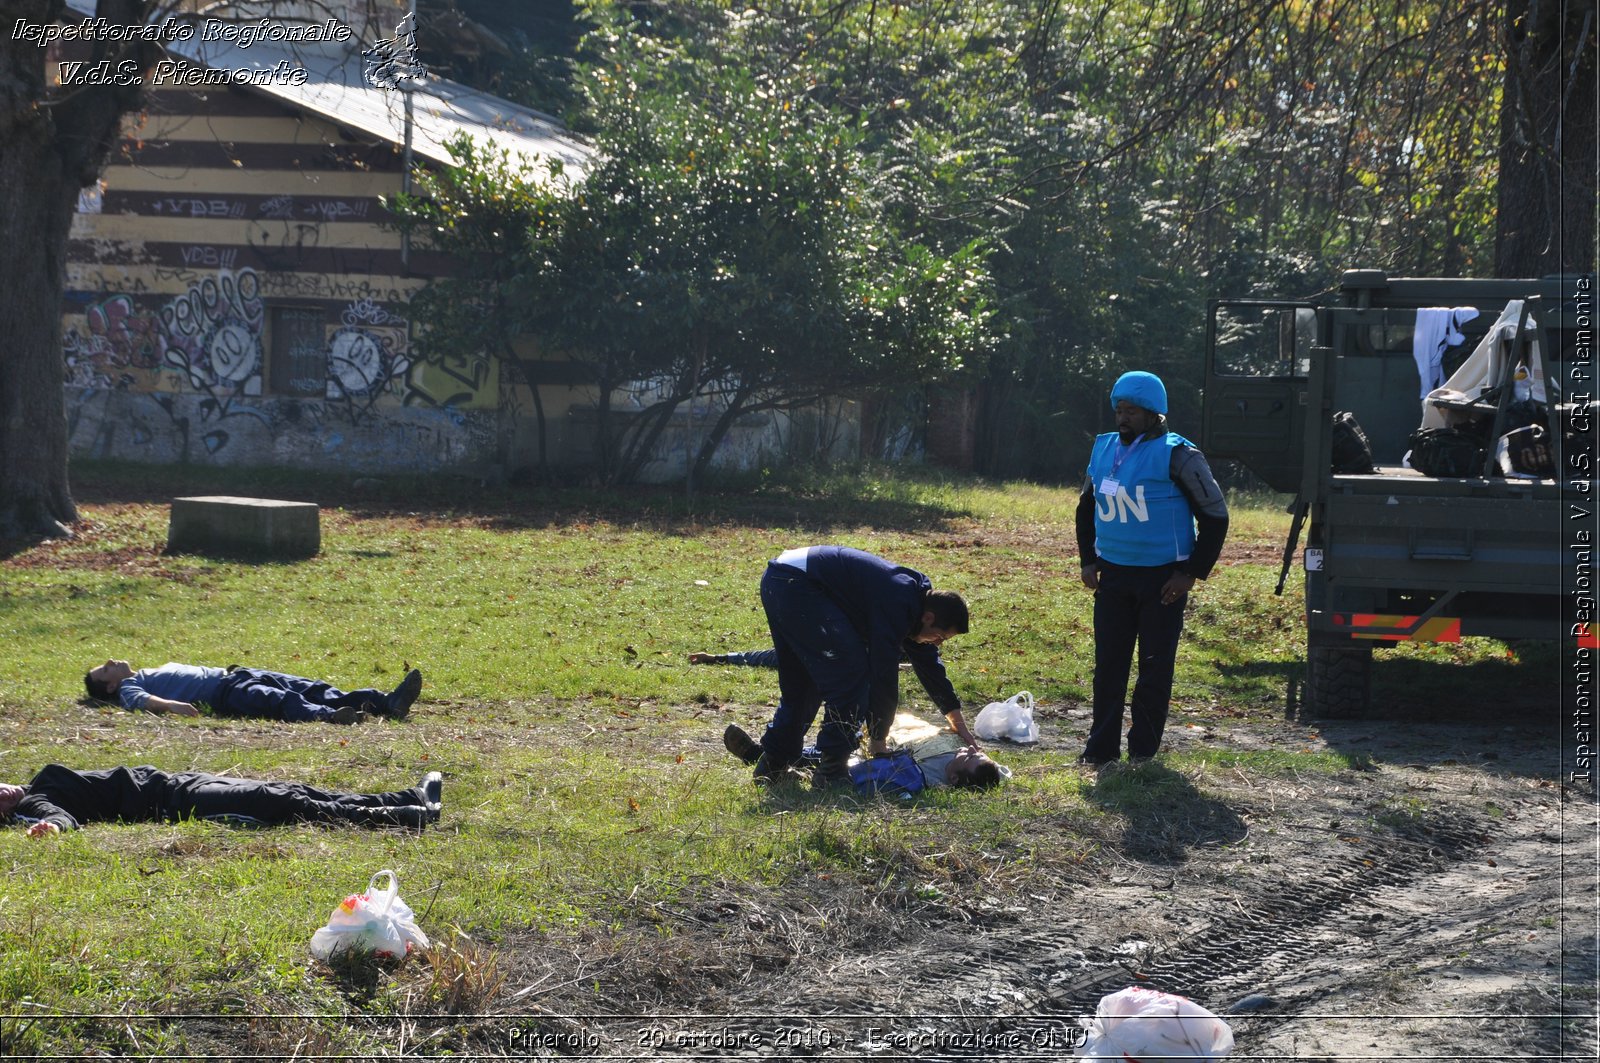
{"left": 84, "top": 658, "right": 422, "bottom": 723}
{"left": 723, "top": 712, "right": 1010, "bottom": 795}
{"left": 0, "top": 765, "right": 443, "bottom": 836}
{"left": 687, "top": 648, "right": 778, "bottom": 668}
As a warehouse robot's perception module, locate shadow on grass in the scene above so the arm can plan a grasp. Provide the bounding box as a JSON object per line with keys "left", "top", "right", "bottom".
{"left": 1220, "top": 644, "right": 1566, "bottom": 781}
{"left": 67, "top": 458, "right": 975, "bottom": 535}
{"left": 1215, "top": 644, "right": 1560, "bottom": 726}
{"left": 1083, "top": 762, "right": 1247, "bottom": 865}
{"left": 317, "top": 949, "right": 398, "bottom": 1006}
{"left": 1210, "top": 659, "right": 1301, "bottom": 709}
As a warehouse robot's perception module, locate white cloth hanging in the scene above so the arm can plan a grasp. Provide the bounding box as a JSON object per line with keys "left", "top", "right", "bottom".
{"left": 1412, "top": 306, "right": 1480, "bottom": 398}
{"left": 1420, "top": 300, "right": 1550, "bottom": 430}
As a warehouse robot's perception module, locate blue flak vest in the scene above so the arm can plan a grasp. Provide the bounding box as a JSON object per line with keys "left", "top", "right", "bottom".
{"left": 1087, "top": 431, "right": 1197, "bottom": 567}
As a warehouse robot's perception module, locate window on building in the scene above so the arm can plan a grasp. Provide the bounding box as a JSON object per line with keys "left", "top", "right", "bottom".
{"left": 267, "top": 306, "right": 328, "bottom": 397}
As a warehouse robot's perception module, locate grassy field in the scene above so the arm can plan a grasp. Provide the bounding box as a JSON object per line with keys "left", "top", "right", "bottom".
{"left": 0, "top": 460, "right": 1549, "bottom": 1056}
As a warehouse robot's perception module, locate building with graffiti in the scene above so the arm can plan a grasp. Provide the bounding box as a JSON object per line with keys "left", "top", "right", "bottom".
{"left": 58, "top": 0, "right": 593, "bottom": 476}
{"left": 57, "top": 1, "right": 859, "bottom": 480}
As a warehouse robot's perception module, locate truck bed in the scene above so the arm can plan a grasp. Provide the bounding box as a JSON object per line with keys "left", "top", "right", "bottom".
{"left": 1330, "top": 464, "right": 1559, "bottom": 497}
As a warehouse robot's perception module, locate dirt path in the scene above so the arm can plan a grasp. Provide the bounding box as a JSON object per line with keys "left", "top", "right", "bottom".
{"left": 542, "top": 711, "right": 1597, "bottom": 1061}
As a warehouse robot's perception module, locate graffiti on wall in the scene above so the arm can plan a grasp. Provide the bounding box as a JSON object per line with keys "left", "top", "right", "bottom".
{"left": 66, "top": 383, "right": 496, "bottom": 472}
{"left": 64, "top": 268, "right": 424, "bottom": 414}
{"left": 62, "top": 293, "right": 164, "bottom": 388}
{"left": 90, "top": 295, "right": 164, "bottom": 370}
{"left": 323, "top": 298, "right": 412, "bottom": 425}
{"left": 403, "top": 351, "right": 494, "bottom": 411}
{"left": 159, "top": 268, "right": 266, "bottom": 394}
{"left": 61, "top": 255, "right": 513, "bottom": 466}
{"left": 247, "top": 217, "right": 322, "bottom": 271}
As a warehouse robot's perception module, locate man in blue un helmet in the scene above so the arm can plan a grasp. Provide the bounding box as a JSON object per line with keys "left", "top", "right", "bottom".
{"left": 1075, "top": 371, "right": 1230, "bottom": 767}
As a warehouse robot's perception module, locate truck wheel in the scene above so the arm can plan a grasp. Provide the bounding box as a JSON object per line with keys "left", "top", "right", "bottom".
{"left": 1306, "top": 645, "right": 1373, "bottom": 718}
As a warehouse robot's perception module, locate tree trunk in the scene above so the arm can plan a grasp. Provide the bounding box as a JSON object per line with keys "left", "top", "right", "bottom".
{"left": 0, "top": 99, "right": 85, "bottom": 538}
{"left": 1, "top": 0, "right": 156, "bottom": 538}
{"left": 1495, "top": 0, "right": 1598, "bottom": 276}
{"left": 689, "top": 389, "right": 751, "bottom": 483}
{"left": 612, "top": 392, "right": 685, "bottom": 485}
{"left": 506, "top": 351, "right": 549, "bottom": 473}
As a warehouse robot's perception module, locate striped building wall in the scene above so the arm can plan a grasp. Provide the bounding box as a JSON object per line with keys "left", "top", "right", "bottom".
{"left": 59, "top": 65, "right": 856, "bottom": 480}
{"left": 62, "top": 75, "right": 510, "bottom": 474}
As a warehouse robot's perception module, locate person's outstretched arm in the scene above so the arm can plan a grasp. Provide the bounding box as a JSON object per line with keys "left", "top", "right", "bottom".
{"left": 142, "top": 696, "right": 200, "bottom": 716}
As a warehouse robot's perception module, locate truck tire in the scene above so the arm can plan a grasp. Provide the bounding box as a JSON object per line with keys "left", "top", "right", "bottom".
{"left": 1306, "top": 645, "right": 1373, "bottom": 718}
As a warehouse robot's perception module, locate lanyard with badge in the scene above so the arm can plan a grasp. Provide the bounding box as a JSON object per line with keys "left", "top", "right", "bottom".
{"left": 1100, "top": 436, "right": 1144, "bottom": 499}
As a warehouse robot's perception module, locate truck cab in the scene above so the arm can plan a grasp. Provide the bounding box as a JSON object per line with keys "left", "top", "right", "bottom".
{"left": 1202, "top": 271, "right": 1580, "bottom": 716}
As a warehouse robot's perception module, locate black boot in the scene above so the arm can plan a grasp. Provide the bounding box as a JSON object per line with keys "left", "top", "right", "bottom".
{"left": 752, "top": 751, "right": 801, "bottom": 785}
{"left": 812, "top": 749, "right": 852, "bottom": 790}
{"left": 386, "top": 669, "right": 423, "bottom": 719}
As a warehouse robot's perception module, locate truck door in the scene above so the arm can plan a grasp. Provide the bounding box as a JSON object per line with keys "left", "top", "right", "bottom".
{"left": 1202, "top": 300, "right": 1315, "bottom": 493}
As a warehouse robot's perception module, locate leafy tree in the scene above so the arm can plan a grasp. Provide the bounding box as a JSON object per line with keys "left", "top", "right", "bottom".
{"left": 5, "top": 0, "right": 1586, "bottom": 526}
{"left": 1495, "top": 0, "right": 1596, "bottom": 276}
{"left": 412, "top": 0, "right": 580, "bottom": 116}
{"left": 394, "top": 13, "right": 994, "bottom": 484}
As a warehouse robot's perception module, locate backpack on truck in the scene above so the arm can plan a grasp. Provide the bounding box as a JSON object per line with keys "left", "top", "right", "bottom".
{"left": 1406, "top": 426, "right": 1486, "bottom": 477}
{"left": 1330, "top": 411, "right": 1376, "bottom": 474}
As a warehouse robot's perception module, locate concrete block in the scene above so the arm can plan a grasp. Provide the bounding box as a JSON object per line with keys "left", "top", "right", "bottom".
{"left": 167, "top": 496, "right": 320, "bottom": 558}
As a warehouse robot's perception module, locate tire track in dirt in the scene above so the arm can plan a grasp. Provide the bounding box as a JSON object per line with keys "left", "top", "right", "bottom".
{"left": 600, "top": 811, "right": 1503, "bottom": 1060}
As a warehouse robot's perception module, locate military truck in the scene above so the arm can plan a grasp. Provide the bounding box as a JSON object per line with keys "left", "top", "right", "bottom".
{"left": 1201, "top": 270, "right": 1578, "bottom": 716}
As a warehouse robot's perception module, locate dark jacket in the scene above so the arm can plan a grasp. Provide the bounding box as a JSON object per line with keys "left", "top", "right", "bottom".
{"left": 801, "top": 546, "right": 962, "bottom": 732}
{"left": 11, "top": 764, "right": 178, "bottom": 832}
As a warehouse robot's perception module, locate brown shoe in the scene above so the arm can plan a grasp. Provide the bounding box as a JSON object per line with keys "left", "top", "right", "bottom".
{"left": 723, "top": 724, "right": 763, "bottom": 765}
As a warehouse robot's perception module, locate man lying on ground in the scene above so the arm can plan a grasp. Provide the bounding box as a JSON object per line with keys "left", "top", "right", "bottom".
{"left": 688, "top": 649, "right": 778, "bottom": 668}
{"left": 722, "top": 713, "right": 1009, "bottom": 794}
{"left": 84, "top": 658, "right": 422, "bottom": 723}
{"left": 0, "top": 765, "right": 443, "bottom": 835}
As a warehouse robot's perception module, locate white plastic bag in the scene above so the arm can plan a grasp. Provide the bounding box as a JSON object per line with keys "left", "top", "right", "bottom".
{"left": 310, "top": 869, "right": 430, "bottom": 961}
{"left": 1076, "top": 986, "right": 1234, "bottom": 1061}
{"left": 973, "top": 691, "right": 1038, "bottom": 744}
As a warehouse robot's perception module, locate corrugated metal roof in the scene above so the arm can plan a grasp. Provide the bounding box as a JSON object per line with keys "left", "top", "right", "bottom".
{"left": 63, "top": 0, "right": 591, "bottom": 177}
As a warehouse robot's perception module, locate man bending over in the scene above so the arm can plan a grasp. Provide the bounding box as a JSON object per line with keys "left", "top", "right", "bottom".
{"left": 753, "top": 545, "right": 980, "bottom": 788}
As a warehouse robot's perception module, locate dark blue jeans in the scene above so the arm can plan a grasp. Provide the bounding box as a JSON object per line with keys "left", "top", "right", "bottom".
{"left": 215, "top": 668, "right": 384, "bottom": 723}
{"left": 1083, "top": 560, "right": 1188, "bottom": 762}
{"left": 723, "top": 649, "right": 779, "bottom": 668}
{"left": 758, "top": 563, "right": 870, "bottom": 765}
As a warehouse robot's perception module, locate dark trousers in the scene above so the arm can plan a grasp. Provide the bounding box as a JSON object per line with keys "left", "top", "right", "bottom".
{"left": 1084, "top": 560, "right": 1188, "bottom": 762}
{"left": 758, "top": 563, "right": 869, "bottom": 765}
{"left": 215, "top": 668, "right": 385, "bottom": 723}
{"left": 166, "top": 772, "right": 423, "bottom": 827}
